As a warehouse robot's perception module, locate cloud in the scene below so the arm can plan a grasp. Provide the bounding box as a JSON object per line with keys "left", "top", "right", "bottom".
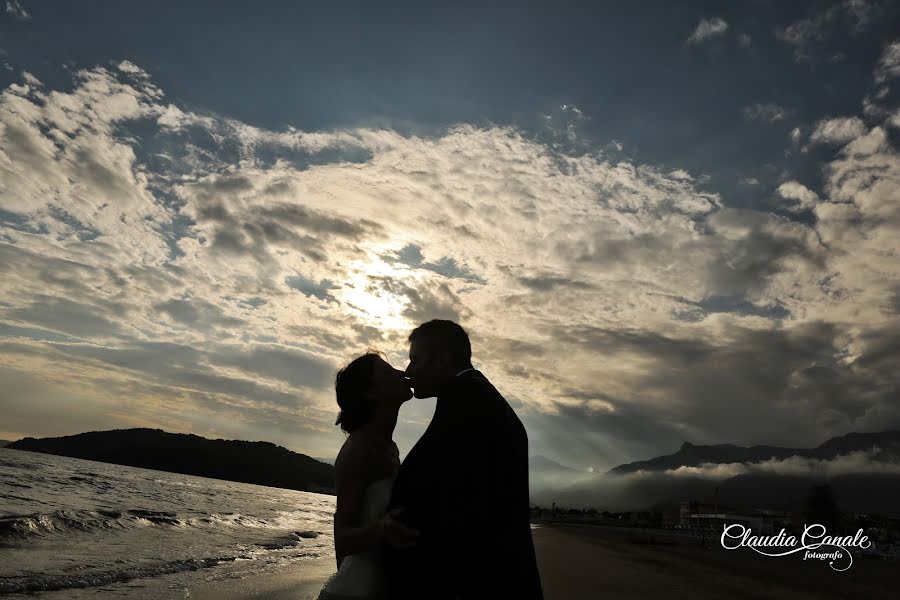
{"left": 5, "top": 0, "right": 29, "bottom": 20}
{"left": 214, "top": 343, "right": 335, "bottom": 391}
{"left": 381, "top": 244, "right": 484, "bottom": 283}
{"left": 888, "top": 109, "right": 900, "bottom": 129}
{"left": 2, "top": 60, "right": 900, "bottom": 469}
{"left": 20, "top": 71, "right": 41, "bottom": 87}
{"left": 687, "top": 17, "right": 728, "bottom": 44}
{"left": 155, "top": 297, "right": 246, "bottom": 330}
{"left": 819, "top": 127, "right": 900, "bottom": 236}
{"left": 0, "top": 366, "right": 125, "bottom": 440}
{"left": 664, "top": 449, "right": 900, "bottom": 479}
{"left": 531, "top": 446, "right": 900, "bottom": 511}
{"left": 362, "top": 275, "right": 473, "bottom": 324}
{"left": 4, "top": 294, "right": 130, "bottom": 340}
{"left": 285, "top": 274, "right": 339, "bottom": 303}
{"left": 775, "top": 1, "right": 882, "bottom": 62}
{"left": 776, "top": 181, "right": 820, "bottom": 212}
{"left": 507, "top": 269, "right": 593, "bottom": 292}
{"left": 809, "top": 116, "right": 867, "bottom": 145}
{"left": 875, "top": 40, "right": 900, "bottom": 84}
{"left": 0, "top": 65, "right": 170, "bottom": 244}
{"left": 742, "top": 103, "right": 790, "bottom": 122}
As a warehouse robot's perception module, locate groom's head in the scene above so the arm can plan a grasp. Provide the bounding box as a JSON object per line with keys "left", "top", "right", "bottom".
{"left": 406, "top": 319, "right": 473, "bottom": 399}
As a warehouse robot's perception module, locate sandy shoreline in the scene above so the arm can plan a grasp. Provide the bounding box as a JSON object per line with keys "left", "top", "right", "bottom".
{"left": 186, "top": 524, "right": 896, "bottom": 599}
{"left": 186, "top": 557, "right": 336, "bottom": 600}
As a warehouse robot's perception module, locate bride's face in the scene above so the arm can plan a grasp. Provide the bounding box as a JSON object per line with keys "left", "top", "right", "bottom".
{"left": 368, "top": 358, "right": 414, "bottom": 407}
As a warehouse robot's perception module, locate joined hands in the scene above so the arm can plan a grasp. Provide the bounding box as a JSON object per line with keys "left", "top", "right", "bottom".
{"left": 379, "top": 507, "right": 420, "bottom": 549}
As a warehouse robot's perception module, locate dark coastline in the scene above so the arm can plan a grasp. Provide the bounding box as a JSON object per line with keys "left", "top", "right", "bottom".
{"left": 8, "top": 428, "right": 335, "bottom": 495}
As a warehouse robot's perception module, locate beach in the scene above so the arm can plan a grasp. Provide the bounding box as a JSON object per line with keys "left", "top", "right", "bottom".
{"left": 532, "top": 524, "right": 896, "bottom": 600}
{"left": 187, "top": 524, "right": 897, "bottom": 600}
{"left": 186, "top": 558, "right": 336, "bottom": 600}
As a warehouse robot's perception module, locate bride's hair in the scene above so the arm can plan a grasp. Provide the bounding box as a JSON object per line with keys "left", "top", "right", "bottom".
{"left": 334, "top": 349, "right": 386, "bottom": 434}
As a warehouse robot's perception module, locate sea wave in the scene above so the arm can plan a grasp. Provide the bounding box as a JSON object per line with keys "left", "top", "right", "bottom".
{"left": 0, "top": 508, "right": 324, "bottom": 540}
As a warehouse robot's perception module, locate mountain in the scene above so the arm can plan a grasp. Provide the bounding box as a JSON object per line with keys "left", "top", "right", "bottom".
{"left": 538, "top": 469, "right": 900, "bottom": 517}
{"left": 529, "top": 431, "right": 900, "bottom": 516}
{"left": 608, "top": 430, "right": 900, "bottom": 474}
{"left": 313, "top": 456, "right": 335, "bottom": 465}
{"left": 0, "top": 440, "right": 10, "bottom": 447}
{"left": 7, "top": 428, "right": 334, "bottom": 494}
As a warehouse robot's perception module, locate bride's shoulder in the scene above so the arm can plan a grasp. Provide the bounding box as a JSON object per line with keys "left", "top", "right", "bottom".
{"left": 334, "top": 432, "right": 371, "bottom": 473}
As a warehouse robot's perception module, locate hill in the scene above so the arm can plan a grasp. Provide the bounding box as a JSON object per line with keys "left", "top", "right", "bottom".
{"left": 7, "top": 428, "right": 334, "bottom": 494}
{"left": 608, "top": 430, "right": 900, "bottom": 474}
{"left": 530, "top": 431, "right": 900, "bottom": 516}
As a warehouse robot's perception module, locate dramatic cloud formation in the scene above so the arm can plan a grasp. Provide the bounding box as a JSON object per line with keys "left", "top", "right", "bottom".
{"left": 2, "top": 4, "right": 900, "bottom": 471}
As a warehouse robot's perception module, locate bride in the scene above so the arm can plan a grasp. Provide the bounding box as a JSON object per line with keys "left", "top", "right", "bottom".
{"left": 318, "top": 350, "right": 419, "bottom": 600}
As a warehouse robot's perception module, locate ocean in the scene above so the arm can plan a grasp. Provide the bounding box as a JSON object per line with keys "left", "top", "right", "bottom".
{"left": 0, "top": 448, "right": 336, "bottom": 598}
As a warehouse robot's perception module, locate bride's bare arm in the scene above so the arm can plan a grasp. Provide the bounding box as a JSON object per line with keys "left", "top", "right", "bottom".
{"left": 333, "top": 437, "right": 389, "bottom": 567}
{"left": 332, "top": 436, "right": 419, "bottom": 569}
{"left": 333, "top": 437, "right": 372, "bottom": 568}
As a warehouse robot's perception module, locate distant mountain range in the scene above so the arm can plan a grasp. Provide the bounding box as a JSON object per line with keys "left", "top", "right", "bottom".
{"left": 0, "top": 440, "right": 10, "bottom": 448}
{"left": 7, "top": 429, "right": 334, "bottom": 494}
{"left": 529, "top": 431, "right": 900, "bottom": 516}
{"left": 9, "top": 429, "right": 899, "bottom": 515}
{"left": 608, "top": 431, "right": 900, "bottom": 474}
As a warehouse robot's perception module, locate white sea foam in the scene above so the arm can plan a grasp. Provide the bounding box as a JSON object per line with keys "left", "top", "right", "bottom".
{"left": 0, "top": 448, "right": 336, "bottom": 598}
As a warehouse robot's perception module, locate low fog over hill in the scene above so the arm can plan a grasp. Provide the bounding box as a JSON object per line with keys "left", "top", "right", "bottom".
{"left": 529, "top": 431, "right": 900, "bottom": 516}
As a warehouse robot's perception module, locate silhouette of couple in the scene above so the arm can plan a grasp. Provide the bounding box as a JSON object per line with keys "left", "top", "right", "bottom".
{"left": 318, "top": 319, "right": 543, "bottom": 600}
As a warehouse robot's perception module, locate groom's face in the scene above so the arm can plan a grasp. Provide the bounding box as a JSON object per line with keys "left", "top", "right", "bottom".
{"left": 405, "top": 338, "right": 450, "bottom": 399}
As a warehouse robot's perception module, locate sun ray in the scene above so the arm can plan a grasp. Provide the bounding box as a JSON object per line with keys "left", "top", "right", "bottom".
{"left": 336, "top": 247, "right": 422, "bottom": 331}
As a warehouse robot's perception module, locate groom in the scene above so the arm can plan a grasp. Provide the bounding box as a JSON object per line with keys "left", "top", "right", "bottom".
{"left": 384, "top": 319, "right": 543, "bottom": 599}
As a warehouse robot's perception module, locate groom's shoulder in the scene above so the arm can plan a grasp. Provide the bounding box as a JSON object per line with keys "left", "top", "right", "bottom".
{"left": 449, "top": 370, "right": 498, "bottom": 395}
{"left": 447, "top": 371, "right": 507, "bottom": 414}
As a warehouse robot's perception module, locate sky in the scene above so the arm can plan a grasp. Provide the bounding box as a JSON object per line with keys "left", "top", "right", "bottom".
{"left": 1, "top": 0, "right": 900, "bottom": 472}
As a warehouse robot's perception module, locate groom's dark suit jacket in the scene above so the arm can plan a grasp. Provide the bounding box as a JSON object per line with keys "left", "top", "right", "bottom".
{"left": 385, "top": 369, "right": 543, "bottom": 600}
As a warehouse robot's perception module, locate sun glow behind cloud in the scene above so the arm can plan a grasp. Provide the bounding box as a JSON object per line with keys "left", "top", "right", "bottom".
{"left": 2, "top": 13, "right": 900, "bottom": 469}
{"left": 338, "top": 249, "right": 422, "bottom": 331}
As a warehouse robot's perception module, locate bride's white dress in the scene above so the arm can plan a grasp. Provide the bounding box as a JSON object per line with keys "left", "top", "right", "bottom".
{"left": 318, "top": 476, "right": 395, "bottom": 600}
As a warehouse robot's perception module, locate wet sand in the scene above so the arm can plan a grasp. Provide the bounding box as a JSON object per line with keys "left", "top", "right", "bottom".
{"left": 187, "top": 524, "right": 896, "bottom": 599}
{"left": 186, "top": 557, "right": 335, "bottom": 600}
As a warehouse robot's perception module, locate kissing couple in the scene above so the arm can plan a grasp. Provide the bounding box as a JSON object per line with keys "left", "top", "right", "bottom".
{"left": 317, "top": 319, "right": 544, "bottom": 600}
